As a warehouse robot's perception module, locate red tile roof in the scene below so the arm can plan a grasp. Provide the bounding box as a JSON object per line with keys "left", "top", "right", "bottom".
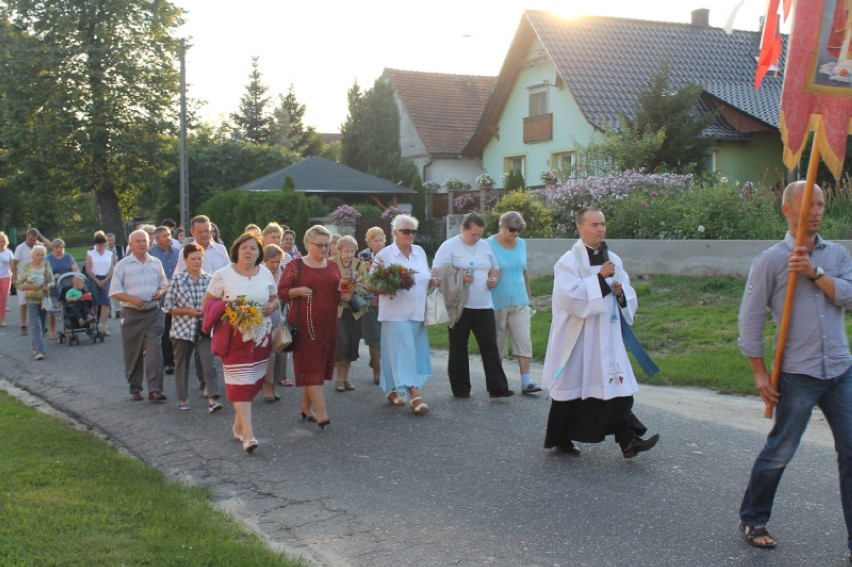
{"left": 383, "top": 68, "right": 495, "bottom": 157}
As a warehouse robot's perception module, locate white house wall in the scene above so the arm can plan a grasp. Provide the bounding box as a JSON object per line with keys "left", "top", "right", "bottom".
{"left": 482, "top": 38, "right": 598, "bottom": 186}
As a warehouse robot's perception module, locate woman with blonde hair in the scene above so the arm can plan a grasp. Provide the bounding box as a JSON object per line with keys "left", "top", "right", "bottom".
{"left": 278, "top": 225, "right": 350, "bottom": 428}
{"left": 331, "top": 235, "right": 369, "bottom": 392}
{"left": 18, "top": 245, "right": 53, "bottom": 360}
{"left": 358, "top": 226, "right": 386, "bottom": 384}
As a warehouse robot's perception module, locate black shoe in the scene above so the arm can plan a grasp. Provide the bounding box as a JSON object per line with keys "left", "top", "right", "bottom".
{"left": 452, "top": 392, "right": 470, "bottom": 398}
{"left": 164, "top": 365, "right": 175, "bottom": 375}
{"left": 558, "top": 442, "right": 581, "bottom": 456}
{"left": 148, "top": 391, "right": 167, "bottom": 403}
{"left": 620, "top": 433, "right": 660, "bottom": 458}
{"left": 489, "top": 390, "right": 515, "bottom": 398}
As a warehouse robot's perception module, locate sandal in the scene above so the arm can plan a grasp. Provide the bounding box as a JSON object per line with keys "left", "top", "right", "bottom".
{"left": 386, "top": 391, "right": 405, "bottom": 407}
{"left": 21, "top": 325, "right": 27, "bottom": 336}
{"left": 411, "top": 396, "right": 430, "bottom": 415}
{"left": 335, "top": 382, "right": 346, "bottom": 392}
{"left": 740, "top": 523, "right": 776, "bottom": 549}
{"left": 279, "top": 379, "right": 294, "bottom": 387}
{"left": 344, "top": 381, "right": 355, "bottom": 391}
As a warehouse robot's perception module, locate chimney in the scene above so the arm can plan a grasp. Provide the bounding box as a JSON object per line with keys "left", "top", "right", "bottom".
{"left": 691, "top": 8, "right": 710, "bottom": 27}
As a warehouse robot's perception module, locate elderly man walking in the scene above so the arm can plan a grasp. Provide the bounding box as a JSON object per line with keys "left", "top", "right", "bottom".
{"left": 110, "top": 229, "right": 169, "bottom": 402}
{"left": 737, "top": 181, "right": 852, "bottom": 555}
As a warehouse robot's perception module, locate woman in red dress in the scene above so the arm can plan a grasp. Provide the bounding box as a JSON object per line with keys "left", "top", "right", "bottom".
{"left": 278, "top": 225, "right": 351, "bottom": 429}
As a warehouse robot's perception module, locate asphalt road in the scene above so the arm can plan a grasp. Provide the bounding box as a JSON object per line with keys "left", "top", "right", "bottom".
{"left": 0, "top": 307, "right": 848, "bottom": 566}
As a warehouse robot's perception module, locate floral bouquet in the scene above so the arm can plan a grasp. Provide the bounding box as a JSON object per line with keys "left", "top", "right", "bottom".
{"left": 222, "top": 295, "right": 263, "bottom": 340}
{"left": 339, "top": 273, "right": 368, "bottom": 311}
{"left": 366, "top": 262, "right": 417, "bottom": 297}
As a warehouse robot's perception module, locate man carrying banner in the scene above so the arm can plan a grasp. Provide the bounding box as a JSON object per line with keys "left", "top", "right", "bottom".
{"left": 540, "top": 207, "right": 659, "bottom": 459}
{"left": 737, "top": 181, "right": 852, "bottom": 551}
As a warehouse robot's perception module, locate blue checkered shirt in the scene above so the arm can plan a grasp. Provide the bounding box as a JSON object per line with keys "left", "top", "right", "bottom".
{"left": 163, "top": 270, "right": 213, "bottom": 341}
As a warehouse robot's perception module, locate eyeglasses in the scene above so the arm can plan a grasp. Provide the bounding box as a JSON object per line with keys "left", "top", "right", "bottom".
{"left": 507, "top": 227, "right": 522, "bottom": 234}
{"left": 397, "top": 229, "right": 417, "bottom": 236}
{"left": 309, "top": 242, "right": 331, "bottom": 249}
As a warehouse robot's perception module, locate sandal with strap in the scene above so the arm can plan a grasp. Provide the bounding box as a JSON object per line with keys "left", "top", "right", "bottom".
{"left": 411, "top": 396, "right": 430, "bottom": 415}
{"left": 740, "top": 523, "right": 776, "bottom": 549}
{"left": 386, "top": 391, "right": 405, "bottom": 407}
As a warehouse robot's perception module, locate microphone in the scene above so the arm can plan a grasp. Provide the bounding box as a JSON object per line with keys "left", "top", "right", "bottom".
{"left": 599, "top": 241, "right": 609, "bottom": 262}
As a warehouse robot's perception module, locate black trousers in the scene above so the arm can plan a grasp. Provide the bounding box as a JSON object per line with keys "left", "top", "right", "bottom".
{"left": 161, "top": 313, "right": 174, "bottom": 367}
{"left": 447, "top": 308, "right": 509, "bottom": 395}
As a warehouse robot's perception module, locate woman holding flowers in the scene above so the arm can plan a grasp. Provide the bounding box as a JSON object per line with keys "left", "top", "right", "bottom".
{"left": 203, "top": 233, "right": 278, "bottom": 453}
{"left": 278, "top": 225, "right": 350, "bottom": 429}
{"left": 358, "top": 227, "right": 386, "bottom": 384}
{"left": 331, "top": 235, "right": 369, "bottom": 392}
{"left": 370, "top": 214, "right": 436, "bottom": 414}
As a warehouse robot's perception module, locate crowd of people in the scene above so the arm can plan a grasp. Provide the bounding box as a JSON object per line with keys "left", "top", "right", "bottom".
{"left": 2, "top": 180, "right": 851, "bottom": 557}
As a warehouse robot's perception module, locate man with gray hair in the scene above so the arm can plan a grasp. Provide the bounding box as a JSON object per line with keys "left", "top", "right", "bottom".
{"left": 110, "top": 229, "right": 169, "bottom": 402}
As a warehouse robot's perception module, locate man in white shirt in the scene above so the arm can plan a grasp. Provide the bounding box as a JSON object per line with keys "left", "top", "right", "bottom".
{"left": 175, "top": 215, "right": 229, "bottom": 274}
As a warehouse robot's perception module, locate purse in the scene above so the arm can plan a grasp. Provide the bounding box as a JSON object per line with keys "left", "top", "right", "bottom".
{"left": 349, "top": 292, "right": 368, "bottom": 312}
{"left": 424, "top": 287, "right": 449, "bottom": 326}
{"left": 280, "top": 260, "right": 303, "bottom": 353}
{"left": 271, "top": 318, "right": 294, "bottom": 353}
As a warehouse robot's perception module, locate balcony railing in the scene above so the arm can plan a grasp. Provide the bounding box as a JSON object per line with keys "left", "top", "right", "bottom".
{"left": 523, "top": 113, "right": 552, "bottom": 143}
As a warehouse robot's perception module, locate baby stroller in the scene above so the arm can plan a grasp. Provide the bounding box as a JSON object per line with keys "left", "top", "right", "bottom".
{"left": 56, "top": 272, "right": 105, "bottom": 346}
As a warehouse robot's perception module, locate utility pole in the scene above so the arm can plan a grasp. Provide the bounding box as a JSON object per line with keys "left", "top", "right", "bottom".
{"left": 179, "top": 38, "right": 189, "bottom": 231}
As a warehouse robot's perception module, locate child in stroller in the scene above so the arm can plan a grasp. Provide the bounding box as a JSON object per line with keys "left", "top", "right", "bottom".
{"left": 58, "top": 272, "right": 104, "bottom": 345}
{"left": 65, "top": 274, "right": 96, "bottom": 326}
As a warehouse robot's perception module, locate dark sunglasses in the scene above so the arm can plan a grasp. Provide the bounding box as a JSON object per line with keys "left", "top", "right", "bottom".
{"left": 397, "top": 229, "right": 417, "bottom": 236}
{"left": 507, "top": 227, "right": 522, "bottom": 233}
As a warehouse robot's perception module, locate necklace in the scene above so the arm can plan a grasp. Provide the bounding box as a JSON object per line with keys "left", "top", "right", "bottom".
{"left": 306, "top": 295, "right": 316, "bottom": 340}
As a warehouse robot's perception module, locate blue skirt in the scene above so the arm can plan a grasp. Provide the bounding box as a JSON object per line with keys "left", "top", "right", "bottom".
{"left": 90, "top": 276, "right": 111, "bottom": 306}
{"left": 379, "top": 320, "right": 431, "bottom": 399}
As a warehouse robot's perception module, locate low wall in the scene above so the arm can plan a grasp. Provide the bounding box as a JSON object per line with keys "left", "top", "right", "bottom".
{"left": 526, "top": 239, "right": 852, "bottom": 278}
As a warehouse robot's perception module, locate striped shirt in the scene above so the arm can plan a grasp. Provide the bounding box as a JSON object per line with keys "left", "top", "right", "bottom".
{"left": 164, "top": 270, "right": 212, "bottom": 341}
{"left": 109, "top": 253, "right": 168, "bottom": 310}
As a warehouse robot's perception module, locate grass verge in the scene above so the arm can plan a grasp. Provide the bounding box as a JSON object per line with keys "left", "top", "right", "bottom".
{"left": 429, "top": 274, "right": 852, "bottom": 396}
{"left": 0, "top": 391, "right": 302, "bottom": 566}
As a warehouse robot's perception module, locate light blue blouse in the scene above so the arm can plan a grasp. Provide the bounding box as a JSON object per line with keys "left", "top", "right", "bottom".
{"left": 487, "top": 236, "right": 529, "bottom": 310}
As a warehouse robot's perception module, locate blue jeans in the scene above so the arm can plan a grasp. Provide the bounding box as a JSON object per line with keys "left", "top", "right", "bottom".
{"left": 27, "top": 303, "right": 46, "bottom": 355}
{"left": 740, "top": 366, "right": 852, "bottom": 550}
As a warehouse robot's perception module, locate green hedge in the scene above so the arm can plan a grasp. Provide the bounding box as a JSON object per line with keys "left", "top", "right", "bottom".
{"left": 199, "top": 190, "right": 312, "bottom": 245}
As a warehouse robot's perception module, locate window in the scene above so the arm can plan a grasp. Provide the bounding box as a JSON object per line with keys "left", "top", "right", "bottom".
{"left": 528, "top": 85, "right": 548, "bottom": 116}
{"left": 702, "top": 150, "right": 718, "bottom": 172}
{"left": 504, "top": 156, "right": 525, "bottom": 178}
{"left": 554, "top": 152, "right": 577, "bottom": 171}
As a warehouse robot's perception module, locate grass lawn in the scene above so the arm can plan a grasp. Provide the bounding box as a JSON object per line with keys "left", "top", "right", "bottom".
{"left": 0, "top": 391, "right": 301, "bottom": 566}
{"left": 429, "top": 274, "right": 852, "bottom": 396}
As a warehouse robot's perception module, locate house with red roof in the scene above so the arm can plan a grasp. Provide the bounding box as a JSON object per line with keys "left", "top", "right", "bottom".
{"left": 462, "top": 9, "right": 789, "bottom": 188}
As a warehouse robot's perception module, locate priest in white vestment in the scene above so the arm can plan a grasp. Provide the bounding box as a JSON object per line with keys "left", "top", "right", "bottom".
{"left": 541, "top": 207, "right": 659, "bottom": 458}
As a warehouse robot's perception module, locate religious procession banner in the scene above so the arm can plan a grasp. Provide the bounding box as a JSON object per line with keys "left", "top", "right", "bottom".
{"left": 757, "top": 0, "right": 852, "bottom": 178}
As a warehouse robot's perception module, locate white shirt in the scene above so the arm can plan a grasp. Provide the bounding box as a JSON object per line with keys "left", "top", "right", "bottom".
{"left": 13, "top": 242, "right": 35, "bottom": 277}
{"left": 87, "top": 248, "right": 114, "bottom": 276}
{"left": 0, "top": 249, "right": 12, "bottom": 278}
{"left": 432, "top": 235, "right": 498, "bottom": 309}
{"left": 175, "top": 241, "right": 230, "bottom": 275}
{"left": 373, "top": 242, "right": 431, "bottom": 322}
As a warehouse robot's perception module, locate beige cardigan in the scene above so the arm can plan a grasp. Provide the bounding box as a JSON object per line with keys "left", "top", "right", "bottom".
{"left": 432, "top": 263, "right": 468, "bottom": 328}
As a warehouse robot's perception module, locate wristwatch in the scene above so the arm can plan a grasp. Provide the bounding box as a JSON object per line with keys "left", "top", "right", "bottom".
{"left": 809, "top": 266, "right": 825, "bottom": 281}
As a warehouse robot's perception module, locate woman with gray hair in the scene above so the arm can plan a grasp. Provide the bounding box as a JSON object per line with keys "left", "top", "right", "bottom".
{"left": 46, "top": 238, "right": 79, "bottom": 340}
{"left": 487, "top": 211, "right": 541, "bottom": 394}
{"left": 370, "top": 214, "right": 437, "bottom": 413}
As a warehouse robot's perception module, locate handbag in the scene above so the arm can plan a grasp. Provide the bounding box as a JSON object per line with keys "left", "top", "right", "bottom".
{"left": 424, "top": 287, "right": 449, "bottom": 326}
{"left": 271, "top": 317, "right": 295, "bottom": 353}
{"left": 41, "top": 295, "right": 53, "bottom": 311}
{"left": 280, "top": 260, "right": 303, "bottom": 353}
{"left": 349, "top": 292, "right": 368, "bottom": 312}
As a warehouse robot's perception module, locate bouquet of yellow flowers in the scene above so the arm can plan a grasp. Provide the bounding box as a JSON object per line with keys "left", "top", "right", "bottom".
{"left": 366, "top": 262, "right": 417, "bottom": 297}
{"left": 221, "top": 295, "right": 263, "bottom": 338}
{"left": 338, "top": 273, "right": 361, "bottom": 294}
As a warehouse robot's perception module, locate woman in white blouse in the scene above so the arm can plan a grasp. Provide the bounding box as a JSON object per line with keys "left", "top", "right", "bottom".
{"left": 371, "top": 214, "right": 439, "bottom": 414}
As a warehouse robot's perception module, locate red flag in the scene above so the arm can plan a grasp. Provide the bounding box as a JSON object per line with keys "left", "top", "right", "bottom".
{"left": 759, "top": 0, "right": 852, "bottom": 178}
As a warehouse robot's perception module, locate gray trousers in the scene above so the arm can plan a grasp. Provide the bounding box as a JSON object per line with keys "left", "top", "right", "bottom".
{"left": 121, "top": 308, "right": 164, "bottom": 394}
{"left": 172, "top": 336, "right": 220, "bottom": 401}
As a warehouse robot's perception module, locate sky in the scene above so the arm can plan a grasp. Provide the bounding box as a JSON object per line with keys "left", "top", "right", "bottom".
{"left": 174, "top": 0, "right": 779, "bottom": 133}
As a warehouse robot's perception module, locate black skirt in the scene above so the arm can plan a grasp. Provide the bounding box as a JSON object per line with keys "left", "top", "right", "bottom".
{"left": 544, "top": 396, "right": 647, "bottom": 447}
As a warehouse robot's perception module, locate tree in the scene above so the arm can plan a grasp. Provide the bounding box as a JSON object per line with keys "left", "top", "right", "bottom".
{"left": 0, "top": 0, "right": 184, "bottom": 241}
{"left": 269, "top": 84, "right": 323, "bottom": 156}
{"left": 230, "top": 56, "right": 273, "bottom": 145}
{"left": 340, "top": 78, "right": 414, "bottom": 184}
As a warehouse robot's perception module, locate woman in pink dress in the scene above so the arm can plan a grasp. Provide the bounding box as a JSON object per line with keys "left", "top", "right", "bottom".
{"left": 278, "top": 225, "right": 350, "bottom": 429}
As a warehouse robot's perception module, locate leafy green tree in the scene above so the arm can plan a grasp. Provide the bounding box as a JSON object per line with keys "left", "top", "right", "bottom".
{"left": 340, "top": 78, "right": 414, "bottom": 184}
{"left": 490, "top": 190, "right": 553, "bottom": 237}
{"left": 291, "top": 192, "right": 312, "bottom": 240}
{"left": 269, "top": 84, "right": 323, "bottom": 156}
{"left": 0, "top": 0, "right": 184, "bottom": 241}
{"left": 230, "top": 56, "right": 273, "bottom": 145}
{"left": 504, "top": 169, "right": 526, "bottom": 191}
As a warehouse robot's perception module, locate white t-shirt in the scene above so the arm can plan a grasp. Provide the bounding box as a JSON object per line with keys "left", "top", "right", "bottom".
{"left": 13, "top": 242, "right": 35, "bottom": 277}
{"left": 373, "top": 242, "right": 431, "bottom": 322}
{"left": 0, "top": 249, "right": 12, "bottom": 278}
{"left": 207, "top": 264, "right": 276, "bottom": 305}
{"left": 432, "top": 235, "right": 499, "bottom": 309}
{"left": 176, "top": 241, "right": 230, "bottom": 275}
{"left": 87, "top": 248, "right": 114, "bottom": 277}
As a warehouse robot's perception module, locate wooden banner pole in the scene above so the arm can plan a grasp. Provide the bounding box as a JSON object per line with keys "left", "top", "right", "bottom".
{"left": 765, "top": 136, "right": 821, "bottom": 418}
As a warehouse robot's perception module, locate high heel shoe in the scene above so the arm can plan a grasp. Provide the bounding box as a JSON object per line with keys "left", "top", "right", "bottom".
{"left": 243, "top": 438, "right": 258, "bottom": 453}
{"left": 300, "top": 410, "right": 317, "bottom": 423}
{"left": 317, "top": 419, "right": 330, "bottom": 430}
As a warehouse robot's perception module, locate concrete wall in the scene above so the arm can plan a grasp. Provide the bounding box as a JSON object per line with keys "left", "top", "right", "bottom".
{"left": 526, "top": 239, "right": 852, "bottom": 278}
